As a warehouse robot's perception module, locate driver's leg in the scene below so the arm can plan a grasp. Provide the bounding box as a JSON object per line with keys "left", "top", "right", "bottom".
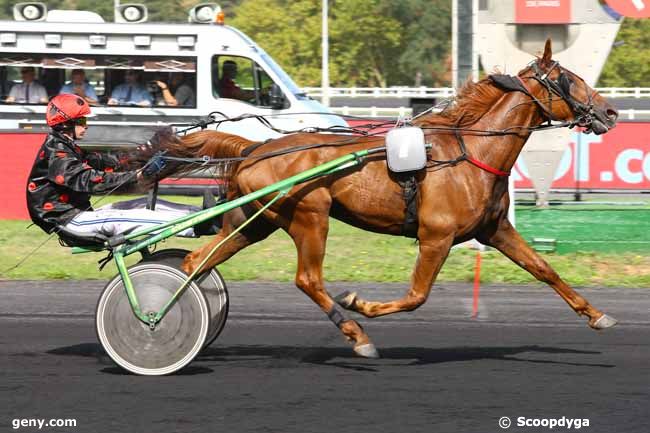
{"left": 64, "top": 207, "right": 196, "bottom": 237}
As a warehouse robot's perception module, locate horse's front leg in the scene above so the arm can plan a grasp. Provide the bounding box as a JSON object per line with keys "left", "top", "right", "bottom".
{"left": 479, "top": 218, "right": 617, "bottom": 329}
{"left": 336, "top": 235, "right": 454, "bottom": 318}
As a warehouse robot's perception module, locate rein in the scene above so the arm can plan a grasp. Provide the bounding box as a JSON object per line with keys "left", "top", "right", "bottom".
{"left": 160, "top": 60, "right": 593, "bottom": 179}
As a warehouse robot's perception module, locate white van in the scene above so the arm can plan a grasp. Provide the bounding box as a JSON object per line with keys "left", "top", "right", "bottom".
{"left": 0, "top": 3, "right": 345, "bottom": 146}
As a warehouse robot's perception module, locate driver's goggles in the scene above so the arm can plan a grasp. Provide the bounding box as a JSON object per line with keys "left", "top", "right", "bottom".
{"left": 75, "top": 117, "right": 88, "bottom": 127}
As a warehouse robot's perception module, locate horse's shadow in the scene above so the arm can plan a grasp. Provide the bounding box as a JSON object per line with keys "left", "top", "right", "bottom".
{"left": 47, "top": 343, "right": 613, "bottom": 374}
{"left": 199, "top": 345, "right": 614, "bottom": 372}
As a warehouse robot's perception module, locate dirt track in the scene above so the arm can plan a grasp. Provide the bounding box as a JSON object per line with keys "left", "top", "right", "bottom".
{"left": 1, "top": 280, "right": 648, "bottom": 433}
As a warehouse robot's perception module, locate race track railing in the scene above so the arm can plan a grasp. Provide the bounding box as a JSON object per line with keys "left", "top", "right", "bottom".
{"left": 302, "top": 86, "right": 650, "bottom": 99}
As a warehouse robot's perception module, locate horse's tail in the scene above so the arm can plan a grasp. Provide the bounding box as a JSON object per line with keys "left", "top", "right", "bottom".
{"left": 126, "top": 127, "right": 257, "bottom": 192}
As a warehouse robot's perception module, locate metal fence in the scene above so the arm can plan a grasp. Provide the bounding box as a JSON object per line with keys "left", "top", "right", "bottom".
{"left": 302, "top": 86, "right": 650, "bottom": 99}
{"left": 326, "top": 106, "right": 650, "bottom": 120}
{"left": 302, "top": 86, "right": 650, "bottom": 119}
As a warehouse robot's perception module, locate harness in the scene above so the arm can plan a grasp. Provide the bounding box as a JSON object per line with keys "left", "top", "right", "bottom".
{"left": 159, "top": 60, "right": 599, "bottom": 239}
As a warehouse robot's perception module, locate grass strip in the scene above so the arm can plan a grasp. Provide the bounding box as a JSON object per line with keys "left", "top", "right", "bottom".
{"left": 1, "top": 198, "right": 650, "bottom": 286}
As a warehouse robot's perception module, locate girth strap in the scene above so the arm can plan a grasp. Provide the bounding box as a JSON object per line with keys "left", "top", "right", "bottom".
{"left": 396, "top": 174, "right": 419, "bottom": 238}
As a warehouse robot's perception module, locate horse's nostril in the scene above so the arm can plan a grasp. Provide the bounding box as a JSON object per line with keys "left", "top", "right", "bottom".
{"left": 607, "top": 109, "right": 618, "bottom": 122}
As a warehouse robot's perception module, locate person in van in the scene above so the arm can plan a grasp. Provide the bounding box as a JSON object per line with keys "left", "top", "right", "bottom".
{"left": 26, "top": 93, "right": 217, "bottom": 240}
{"left": 218, "top": 60, "right": 254, "bottom": 101}
{"left": 1, "top": 66, "right": 12, "bottom": 100}
{"left": 5, "top": 67, "right": 48, "bottom": 104}
{"left": 59, "top": 69, "right": 98, "bottom": 105}
{"left": 154, "top": 73, "right": 196, "bottom": 107}
{"left": 107, "top": 70, "right": 153, "bottom": 106}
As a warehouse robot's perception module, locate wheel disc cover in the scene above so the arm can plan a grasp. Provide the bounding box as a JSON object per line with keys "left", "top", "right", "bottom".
{"left": 97, "top": 264, "right": 209, "bottom": 375}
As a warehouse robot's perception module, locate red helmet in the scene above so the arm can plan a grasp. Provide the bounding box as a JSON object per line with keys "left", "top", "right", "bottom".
{"left": 46, "top": 94, "right": 92, "bottom": 127}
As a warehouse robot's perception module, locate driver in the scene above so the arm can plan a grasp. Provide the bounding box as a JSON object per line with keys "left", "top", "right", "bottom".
{"left": 218, "top": 60, "right": 255, "bottom": 101}
{"left": 26, "top": 94, "right": 214, "bottom": 239}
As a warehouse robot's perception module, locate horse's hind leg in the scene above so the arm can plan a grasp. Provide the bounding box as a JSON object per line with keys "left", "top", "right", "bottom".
{"left": 480, "top": 218, "right": 616, "bottom": 329}
{"left": 336, "top": 234, "right": 454, "bottom": 318}
{"left": 286, "top": 212, "right": 379, "bottom": 358}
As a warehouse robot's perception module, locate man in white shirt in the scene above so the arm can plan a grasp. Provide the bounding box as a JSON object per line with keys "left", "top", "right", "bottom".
{"left": 59, "top": 69, "right": 98, "bottom": 105}
{"left": 6, "top": 67, "right": 48, "bottom": 104}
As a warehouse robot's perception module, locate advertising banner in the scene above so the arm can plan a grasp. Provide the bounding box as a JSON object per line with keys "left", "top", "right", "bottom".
{"left": 514, "top": 123, "right": 650, "bottom": 190}
{"left": 2, "top": 122, "right": 649, "bottom": 219}
{"left": 515, "top": 0, "right": 572, "bottom": 24}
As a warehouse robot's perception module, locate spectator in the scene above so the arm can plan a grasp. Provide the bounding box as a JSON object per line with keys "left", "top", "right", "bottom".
{"left": 218, "top": 60, "right": 254, "bottom": 101}
{"left": 108, "top": 70, "right": 153, "bottom": 106}
{"left": 154, "top": 73, "right": 196, "bottom": 107}
{"left": 6, "top": 67, "right": 48, "bottom": 104}
{"left": 59, "top": 69, "right": 98, "bottom": 105}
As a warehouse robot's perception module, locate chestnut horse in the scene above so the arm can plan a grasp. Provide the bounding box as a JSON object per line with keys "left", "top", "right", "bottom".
{"left": 149, "top": 41, "right": 619, "bottom": 358}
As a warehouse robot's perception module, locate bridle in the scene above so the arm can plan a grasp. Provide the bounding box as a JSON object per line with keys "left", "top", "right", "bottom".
{"left": 159, "top": 60, "right": 603, "bottom": 180}
{"left": 515, "top": 60, "right": 597, "bottom": 130}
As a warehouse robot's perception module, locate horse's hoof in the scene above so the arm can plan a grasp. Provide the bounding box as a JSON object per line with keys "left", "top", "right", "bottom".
{"left": 590, "top": 314, "right": 618, "bottom": 330}
{"left": 334, "top": 290, "right": 357, "bottom": 309}
{"left": 354, "top": 343, "right": 380, "bottom": 359}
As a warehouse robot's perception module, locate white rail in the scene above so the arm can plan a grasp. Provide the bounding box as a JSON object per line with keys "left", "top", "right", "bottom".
{"left": 302, "top": 87, "right": 455, "bottom": 99}
{"left": 302, "top": 87, "right": 650, "bottom": 99}
{"left": 330, "top": 106, "right": 650, "bottom": 120}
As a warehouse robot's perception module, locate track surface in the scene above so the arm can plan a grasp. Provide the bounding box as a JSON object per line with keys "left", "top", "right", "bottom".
{"left": 1, "top": 280, "right": 648, "bottom": 433}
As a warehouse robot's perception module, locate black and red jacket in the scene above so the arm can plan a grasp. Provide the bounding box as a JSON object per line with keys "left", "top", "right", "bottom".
{"left": 26, "top": 131, "right": 137, "bottom": 233}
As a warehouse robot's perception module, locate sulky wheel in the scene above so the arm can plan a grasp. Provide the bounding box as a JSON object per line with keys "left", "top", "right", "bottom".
{"left": 140, "top": 249, "right": 229, "bottom": 348}
{"left": 96, "top": 263, "right": 210, "bottom": 376}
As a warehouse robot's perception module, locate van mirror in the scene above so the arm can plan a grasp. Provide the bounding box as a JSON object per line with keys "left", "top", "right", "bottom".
{"left": 269, "top": 84, "right": 286, "bottom": 109}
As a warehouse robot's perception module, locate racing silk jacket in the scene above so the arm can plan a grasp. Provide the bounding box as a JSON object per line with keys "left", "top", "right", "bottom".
{"left": 26, "top": 132, "right": 137, "bottom": 233}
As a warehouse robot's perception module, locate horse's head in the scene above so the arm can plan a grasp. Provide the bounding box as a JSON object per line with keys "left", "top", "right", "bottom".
{"left": 519, "top": 39, "right": 618, "bottom": 135}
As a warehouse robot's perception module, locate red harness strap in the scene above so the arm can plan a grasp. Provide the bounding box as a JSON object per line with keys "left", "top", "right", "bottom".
{"left": 452, "top": 129, "right": 511, "bottom": 177}
{"left": 465, "top": 156, "right": 510, "bottom": 177}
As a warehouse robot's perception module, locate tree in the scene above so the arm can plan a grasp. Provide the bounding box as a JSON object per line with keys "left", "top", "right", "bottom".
{"left": 230, "top": 0, "right": 323, "bottom": 86}
{"left": 598, "top": 19, "right": 650, "bottom": 87}
{"left": 231, "top": 0, "right": 402, "bottom": 87}
{"left": 384, "top": 0, "right": 452, "bottom": 86}
{"left": 328, "top": 0, "right": 402, "bottom": 87}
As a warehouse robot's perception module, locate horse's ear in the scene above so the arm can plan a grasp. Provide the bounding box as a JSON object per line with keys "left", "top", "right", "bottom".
{"left": 541, "top": 39, "right": 553, "bottom": 65}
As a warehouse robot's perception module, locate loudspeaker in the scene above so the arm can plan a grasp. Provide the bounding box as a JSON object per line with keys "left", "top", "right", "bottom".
{"left": 13, "top": 2, "right": 47, "bottom": 21}
{"left": 188, "top": 3, "right": 221, "bottom": 23}
{"left": 115, "top": 4, "right": 148, "bottom": 23}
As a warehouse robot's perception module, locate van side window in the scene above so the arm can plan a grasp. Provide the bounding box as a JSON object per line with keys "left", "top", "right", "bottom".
{"left": 2, "top": 66, "right": 48, "bottom": 105}
{"left": 0, "top": 54, "right": 197, "bottom": 108}
{"left": 213, "top": 55, "right": 288, "bottom": 108}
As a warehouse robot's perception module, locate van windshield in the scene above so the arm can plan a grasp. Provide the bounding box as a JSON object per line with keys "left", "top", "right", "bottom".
{"left": 260, "top": 54, "right": 307, "bottom": 100}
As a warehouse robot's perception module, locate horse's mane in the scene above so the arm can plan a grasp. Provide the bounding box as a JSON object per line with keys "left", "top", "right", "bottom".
{"left": 413, "top": 76, "right": 506, "bottom": 128}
